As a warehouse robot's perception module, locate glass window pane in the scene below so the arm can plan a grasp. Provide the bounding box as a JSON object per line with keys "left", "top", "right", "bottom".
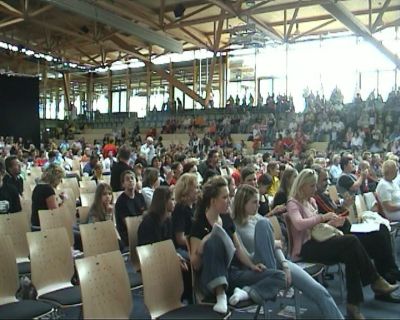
{"left": 112, "top": 92, "right": 120, "bottom": 112}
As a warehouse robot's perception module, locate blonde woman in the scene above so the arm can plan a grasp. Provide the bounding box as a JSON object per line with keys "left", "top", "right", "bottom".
{"left": 31, "top": 163, "right": 65, "bottom": 228}
{"left": 286, "top": 169, "right": 398, "bottom": 319}
{"left": 172, "top": 173, "right": 198, "bottom": 250}
{"left": 376, "top": 159, "right": 400, "bottom": 221}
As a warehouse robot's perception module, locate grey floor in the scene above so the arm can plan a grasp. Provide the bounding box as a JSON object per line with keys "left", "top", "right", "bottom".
{"left": 63, "top": 240, "right": 400, "bottom": 319}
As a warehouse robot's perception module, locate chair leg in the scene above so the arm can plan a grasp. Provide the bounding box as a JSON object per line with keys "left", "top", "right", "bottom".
{"left": 253, "top": 304, "right": 261, "bottom": 320}
{"left": 391, "top": 230, "right": 398, "bottom": 265}
{"left": 294, "top": 288, "right": 301, "bottom": 319}
{"left": 338, "top": 264, "right": 346, "bottom": 304}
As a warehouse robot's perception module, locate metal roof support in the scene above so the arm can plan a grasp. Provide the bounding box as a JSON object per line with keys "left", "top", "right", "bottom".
{"left": 42, "top": 0, "right": 183, "bottom": 53}
{"left": 321, "top": 0, "right": 400, "bottom": 69}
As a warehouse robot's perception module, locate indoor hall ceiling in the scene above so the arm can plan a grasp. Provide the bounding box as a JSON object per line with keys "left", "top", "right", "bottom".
{"left": 0, "top": 0, "right": 399, "bottom": 71}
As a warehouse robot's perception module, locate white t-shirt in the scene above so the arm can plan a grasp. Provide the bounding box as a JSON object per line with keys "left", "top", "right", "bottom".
{"left": 376, "top": 178, "right": 400, "bottom": 221}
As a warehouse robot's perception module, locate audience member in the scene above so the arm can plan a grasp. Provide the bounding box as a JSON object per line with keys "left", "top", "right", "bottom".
{"left": 87, "top": 183, "right": 113, "bottom": 223}
{"left": 286, "top": 169, "right": 398, "bottom": 319}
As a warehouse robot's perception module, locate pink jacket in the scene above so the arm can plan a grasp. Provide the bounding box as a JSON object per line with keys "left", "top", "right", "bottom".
{"left": 286, "top": 197, "right": 323, "bottom": 261}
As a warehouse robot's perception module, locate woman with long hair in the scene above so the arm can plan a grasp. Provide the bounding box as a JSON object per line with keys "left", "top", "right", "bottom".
{"left": 286, "top": 169, "right": 398, "bottom": 319}
{"left": 189, "top": 176, "right": 286, "bottom": 314}
{"left": 172, "top": 173, "right": 198, "bottom": 250}
{"left": 137, "top": 186, "right": 175, "bottom": 246}
{"left": 233, "top": 184, "right": 343, "bottom": 319}
{"left": 88, "top": 183, "right": 113, "bottom": 223}
{"left": 31, "top": 163, "right": 65, "bottom": 228}
{"left": 272, "top": 167, "right": 298, "bottom": 208}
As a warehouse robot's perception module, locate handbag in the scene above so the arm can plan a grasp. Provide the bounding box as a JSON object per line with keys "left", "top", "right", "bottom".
{"left": 311, "top": 223, "right": 343, "bottom": 242}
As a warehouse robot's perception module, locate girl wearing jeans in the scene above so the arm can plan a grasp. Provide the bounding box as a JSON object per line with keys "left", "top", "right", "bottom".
{"left": 189, "top": 176, "right": 286, "bottom": 313}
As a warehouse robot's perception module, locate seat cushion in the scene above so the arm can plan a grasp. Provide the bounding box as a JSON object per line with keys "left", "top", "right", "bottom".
{"left": 0, "top": 300, "right": 53, "bottom": 319}
{"left": 159, "top": 304, "right": 230, "bottom": 319}
{"left": 39, "top": 286, "right": 81, "bottom": 306}
{"left": 17, "top": 261, "right": 31, "bottom": 275}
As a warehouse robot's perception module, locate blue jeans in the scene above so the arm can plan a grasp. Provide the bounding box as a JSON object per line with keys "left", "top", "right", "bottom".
{"left": 199, "top": 232, "right": 286, "bottom": 304}
{"left": 253, "top": 218, "right": 344, "bottom": 319}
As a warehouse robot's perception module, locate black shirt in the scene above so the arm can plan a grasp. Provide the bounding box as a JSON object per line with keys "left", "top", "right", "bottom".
{"left": 273, "top": 189, "right": 288, "bottom": 208}
{"left": 171, "top": 203, "right": 194, "bottom": 249}
{"left": 31, "top": 183, "right": 55, "bottom": 227}
{"left": 258, "top": 194, "right": 270, "bottom": 216}
{"left": 3, "top": 173, "right": 23, "bottom": 196}
{"left": 0, "top": 183, "right": 21, "bottom": 213}
{"left": 137, "top": 214, "right": 172, "bottom": 246}
{"left": 337, "top": 173, "right": 358, "bottom": 196}
{"left": 110, "top": 161, "right": 131, "bottom": 191}
{"left": 115, "top": 191, "right": 146, "bottom": 246}
{"left": 190, "top": 213, "right": 235, "bottom": 241}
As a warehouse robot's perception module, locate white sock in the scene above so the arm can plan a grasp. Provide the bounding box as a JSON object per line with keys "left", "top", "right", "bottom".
{"left": 229, "top": 287, "right": 250, "bottom": 306}
{"left": 213, "top": 292, "right": 228, "bottom": 314}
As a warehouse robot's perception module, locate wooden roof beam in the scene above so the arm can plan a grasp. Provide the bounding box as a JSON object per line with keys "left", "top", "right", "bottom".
{"left": 0, "top": 1, "right": 22, "bottom": 16}
{"left": 371, "top": 0, "right": 391, "bottom": 32}
{"left": 321, "top": 0, "right": 400, "bottom": 68}
{"left": 42, "top": 0, "right": 183, "bottom": 53}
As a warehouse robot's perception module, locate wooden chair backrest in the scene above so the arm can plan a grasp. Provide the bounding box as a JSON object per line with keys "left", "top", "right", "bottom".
{"left": 125, "top": 216, "right": 143, "bottom": 272}
{"left": 328, "top": 185, "right": 340, "bottom": 204}
{"left": 268, "top": 216, "right": 282, "bottom": 241}
{"left": 363, "top": 192, "right": 377, "bottom": 211}
{"left": 27, "top": 228, "right": 74, "bottom": 297}
{"left": 0, "top": 235, "right": 19, "bottom": 305}
{"left": 39, "top": 206, "right": 74, "bottom": 246}
{"left": 186, "top": 236, "right": 204, "bottom": 304}
{"left": 113, "top": 191, "right": 123, "bottom": 202}
{"left": 283, "top": 213, "right": 294, "bottom": 260}
{"left": 61, "top": 177, "right": 80, "bottom": 200}
{"left": 101, "top": 175, "right": 111, "bottom": 184}
{"left": 355, "top": 194, "right": 367, "bottom": 216}
{"left": 80, "top": 193, "right": 95, "bottom": 207}
{"left": 79, "top": 220, "right": 119, "bottom": 257}
{"left": 72, "top": 159, "right": 81, "bottom": 173}
{"left": 30, "top": 167, "right": 43, "bottom": 179}
{"left": 137, "top": 240, "right": 183, "bottom": 319}
{"left": 57, "top": 187, "right": 77, "bottom": 222}
{"left": 0, "top": 212, "right": 30, "bottom": 262}
{"left": 76, "top": 250, "right": 132, "bottom": 319}
{"left": 77, "top": 206, "right": 90, "bottom": 224}
{"left": 79, "top": 180, "right": 97, "bottom": 193}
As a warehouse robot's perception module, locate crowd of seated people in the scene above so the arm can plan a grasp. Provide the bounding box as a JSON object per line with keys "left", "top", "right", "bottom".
{"left": 1, "top": 85, "right": 400, "bottom": 319}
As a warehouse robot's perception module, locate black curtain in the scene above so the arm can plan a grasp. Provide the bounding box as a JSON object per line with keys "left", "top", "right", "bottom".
{"left": 0, "top": 75, "right": 40, "bottom": 147}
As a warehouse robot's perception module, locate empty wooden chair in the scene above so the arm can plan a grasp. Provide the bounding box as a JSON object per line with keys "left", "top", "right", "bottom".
{"left": 0, "top": 212, "right": 31, "bottom": 274}
{"left": 76, "top": 250, "right": 132, "bottom": 319}
{"left": 79, "top": 220, "right": 141, "bottom": 290}
{"left": 0, "top": 235, "right": 54, "bottom": 319}
{"left": 79, "top": 220, "right": 119, "bottom": 257}
{"left": 60, "top": 177, "right": 80, "bottom": 200}
{"left": 79, "top": 180, "right": 97, "bottom": 193}
{"left": 137, "top": 239, "right": 229, "bottom": 319}
{"left": 39, "top": 206, "right": 74, "bottom": 247}
{"left": 80, "top": 193, "right": 95, "bottom": 207}
{"left": 125, "top": 215, "right": 143, "bottom": 272}
{"left": 77, "top": 206, "right": 90, "bottom": 224}
{"left": 26, "top": 228, "right": 81, "bottom": 308}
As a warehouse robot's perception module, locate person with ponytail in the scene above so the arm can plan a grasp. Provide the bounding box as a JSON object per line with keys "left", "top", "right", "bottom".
{"left": 189, "top": 176, "right": 286, "bottom": 314}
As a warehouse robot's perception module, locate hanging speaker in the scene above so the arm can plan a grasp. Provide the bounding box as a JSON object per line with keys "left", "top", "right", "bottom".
{"left": 174, "top": 4, "right": 185, "bottom": 18}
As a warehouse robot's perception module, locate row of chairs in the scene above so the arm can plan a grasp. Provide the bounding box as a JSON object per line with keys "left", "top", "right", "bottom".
{"left": 0, "top": 214, "right": 231, "bottom": 319}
